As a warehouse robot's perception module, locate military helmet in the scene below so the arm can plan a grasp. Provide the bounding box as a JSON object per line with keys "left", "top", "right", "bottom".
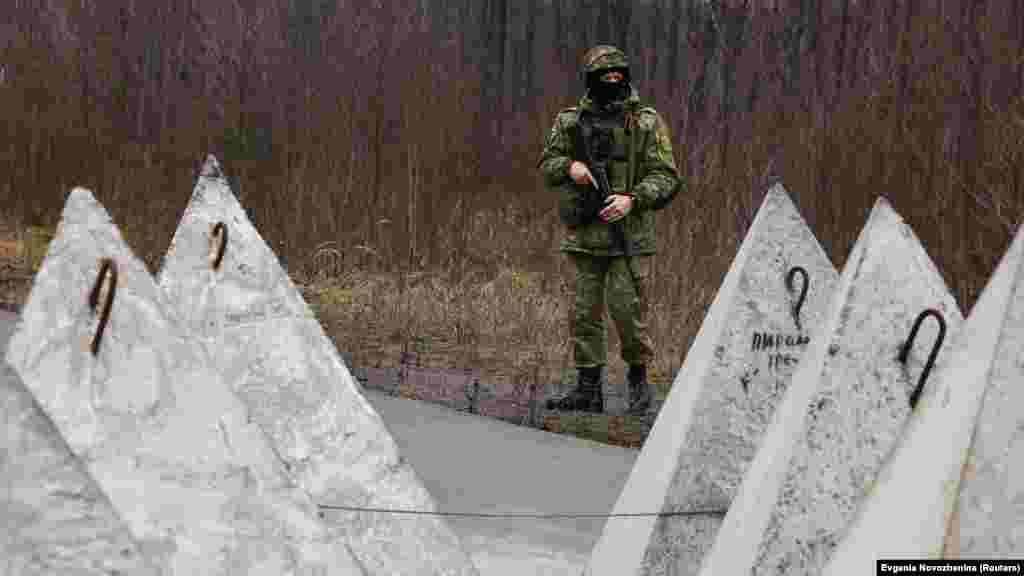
{"left": 582, "top": 45, "right": 630, "bottom": 90}
{"left": 582, "top": 45, "right": 629, "bottom": 74}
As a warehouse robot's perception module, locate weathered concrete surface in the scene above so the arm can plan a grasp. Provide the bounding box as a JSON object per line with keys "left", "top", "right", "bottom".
{"left": 952, "top": 224, "right": 1024, "bottom": 559}
{"left": 699, "top": 198, "right": 964, "bottom": 576}
{"left": 156, "top": 155, "right": 479, "bottom": 575}
{"left": 584, "top": 184, "right": 838, "bottom": 576}
{"left": 1, "top": 310, "right": 160, "bottom": 575}
{"left": 1, "top": 306, "right": 640, "bottom": 575}
{"left": 361, "top": 386, "right": 640, "bottom": 574}
{"left": 821, "top": 224, "right": 1024, "bottom": 572}
{"left": 4, "top": 188, "right": 366, "bottom": 575}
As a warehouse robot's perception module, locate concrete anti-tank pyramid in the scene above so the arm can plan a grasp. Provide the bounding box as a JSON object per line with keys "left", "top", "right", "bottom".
{"left": 4, "top": 188, "right": 367, "bottom": 575}
{"left": 156, "top": 155, "right": 479, "bottom": 575}
{"left": 584, "top": 184, "right": 838, "bottom": 575}
{"left": 699, "top": 198, "right": 964, "bottom": 575}
{"left": 1, "top": 356, "right": 159, "bottom": 574}
{"left": 821, "top": 222, "right": 1024, "bottom": 571}
{"left": 949, "top": 223, "right": 1024, "bottom": 559}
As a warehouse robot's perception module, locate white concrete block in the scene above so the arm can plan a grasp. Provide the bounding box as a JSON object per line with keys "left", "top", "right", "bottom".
{"left": 1, "top": 358, "right": 160, "bottom": 575}
{"left": 4, "top": 188, "right": 367, "bottom": 575}
{"left": 584, "top": 184, "right": 839, "bottom": 576}
{"left": 953, "top": 224, "right": 1024, "bottom": 559}
{"left": 156, "top": 155, "right": 479, "bottom": 575}
{"left": 699, "top": 198, "right": 964, "bottom": 576}
{"left": 821, "top": 223, "right": 1024, "bottom": 572}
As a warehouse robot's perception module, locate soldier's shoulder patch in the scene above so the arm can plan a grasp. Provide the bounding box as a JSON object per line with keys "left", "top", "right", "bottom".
{"left": 636, "top": 106, "right": 660, "bottom": 124}
{"left": 651, "top": 115, "right": 676, "bottom": 166}
{"left": 654, "top": 115, "right": 672, "bottom": 142}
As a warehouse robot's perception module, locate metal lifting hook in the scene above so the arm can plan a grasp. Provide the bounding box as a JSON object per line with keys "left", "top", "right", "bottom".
{"left": 210, "top": 222, "right": 227, "bottom": 271}
{"left": 785, "top": 266, "right": 809, "bottom": 331}
{"left": 88, "top": 258, "right": 117, "bottom": 356}
{"left": 898, "top": 308, "right": 947, "bottom": 410}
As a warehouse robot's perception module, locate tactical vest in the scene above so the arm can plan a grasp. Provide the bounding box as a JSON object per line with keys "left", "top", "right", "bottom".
{"left": 575, "top": 108, "right": 650, "bottom": 196}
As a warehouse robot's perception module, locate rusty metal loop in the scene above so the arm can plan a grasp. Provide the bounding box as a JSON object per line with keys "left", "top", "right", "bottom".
{"left": 210, "top": 222, "right": 227, "bottom": 271}
{"left": 785, "top": 266, "right": 809, "bottom": 330}
{"left": 898, "top": 308, "right": 947, "bottom": 410}
{"left": 88, "top": 258, "right": 117, "bottom": 357}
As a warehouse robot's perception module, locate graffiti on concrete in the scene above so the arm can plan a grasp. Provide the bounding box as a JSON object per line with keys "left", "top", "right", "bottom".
{"left": 739, "top": 331, "right": 811, "bottom": 393}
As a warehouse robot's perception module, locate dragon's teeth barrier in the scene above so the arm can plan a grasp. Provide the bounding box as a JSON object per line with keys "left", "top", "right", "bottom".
{"left": 5, "top": 187, "right": 367, "bottom": 574}
{"left": 586, "top": 183, "right": 839, "bottom": 576}
{"left": 699, "top": 198, "right": 964, "bottom": 576}
{"left": 156, "top": 155, "right": 480, "bottom": 575}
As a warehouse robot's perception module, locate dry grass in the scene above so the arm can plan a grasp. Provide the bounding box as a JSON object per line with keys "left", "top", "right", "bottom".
{"left": 4, "top": 1, "right": 1024, "bottom": 446}
{"left": 301, "top": 257, "right": 683, "bottom": 404}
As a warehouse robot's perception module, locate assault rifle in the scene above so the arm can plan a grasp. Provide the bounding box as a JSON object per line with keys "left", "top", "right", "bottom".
{"left": 572, "top": 121, "right": 638, "bottom": 289}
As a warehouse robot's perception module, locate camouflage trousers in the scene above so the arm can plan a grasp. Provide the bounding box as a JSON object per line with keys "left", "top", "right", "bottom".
{"left": 570, "top": 253, "right": 654, "bottom": 368}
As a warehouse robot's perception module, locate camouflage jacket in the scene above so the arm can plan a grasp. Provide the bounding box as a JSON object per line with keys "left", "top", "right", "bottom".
{"left": 538, "top": 87, "right": 682, "bottom": 256}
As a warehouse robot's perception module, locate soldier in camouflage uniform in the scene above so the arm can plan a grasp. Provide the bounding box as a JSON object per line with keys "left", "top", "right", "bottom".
{"left": 539, "top": 45, "right": 682, "bottom": 415}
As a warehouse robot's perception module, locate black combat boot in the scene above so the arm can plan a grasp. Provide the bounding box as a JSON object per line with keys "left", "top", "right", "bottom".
{"left": 546, "top": 366, "right": 604, "bottom": 413}
{"left": 626, "top": 364, "right": 652, "bottom": 415}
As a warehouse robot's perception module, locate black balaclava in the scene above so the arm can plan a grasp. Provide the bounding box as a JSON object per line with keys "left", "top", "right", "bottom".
{"left": 587, "top": 67, "right": 631, "bottom": 109}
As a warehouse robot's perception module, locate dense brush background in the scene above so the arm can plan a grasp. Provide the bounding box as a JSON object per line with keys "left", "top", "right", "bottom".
{"left": 3, "top": 0, "right": 1023, "bottom": 437}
